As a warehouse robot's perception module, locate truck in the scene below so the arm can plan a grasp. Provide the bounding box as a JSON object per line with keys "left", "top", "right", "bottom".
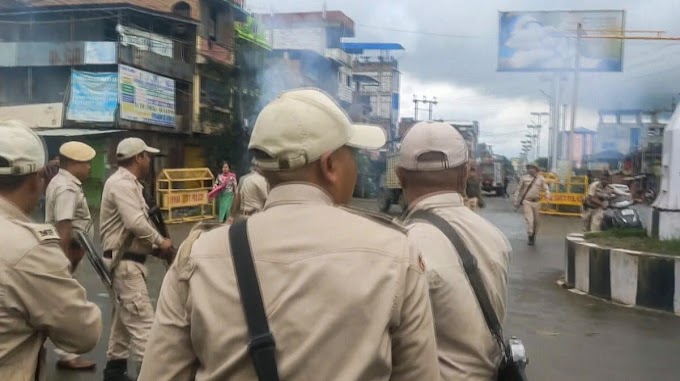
{"left": 478, "top": 157, "right": 507, "bottom": 196}
{"left": 377, "top": 120, "right": 479, "bottom": 213}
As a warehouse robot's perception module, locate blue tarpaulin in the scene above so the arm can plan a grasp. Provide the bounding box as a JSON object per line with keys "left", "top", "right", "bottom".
{"left": 590, "top": 150, "right": 626, "bottom": 161}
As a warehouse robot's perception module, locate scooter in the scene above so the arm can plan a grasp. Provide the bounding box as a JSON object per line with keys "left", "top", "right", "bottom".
{"left": 601, "top": 195, "right": 643, "bottom": 230}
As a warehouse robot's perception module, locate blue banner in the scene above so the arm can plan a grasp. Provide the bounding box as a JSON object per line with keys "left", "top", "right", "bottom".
{"left": 66, "top": 71, "right": 118, "bottom": 122}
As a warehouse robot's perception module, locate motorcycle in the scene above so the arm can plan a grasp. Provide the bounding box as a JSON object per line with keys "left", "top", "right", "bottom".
{"left": 601, "top": 194, "right": 643, "bottom": 230}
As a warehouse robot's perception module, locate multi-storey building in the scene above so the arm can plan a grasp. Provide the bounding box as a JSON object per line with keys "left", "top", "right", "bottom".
{"left": 343, "top": 42, "right": 403, "bottom": 142}
{"left": 255, "top": 10, "right": 355, "bottom": 108}
{"left": 0, "top": 0, "right": 252, "bottom": 204}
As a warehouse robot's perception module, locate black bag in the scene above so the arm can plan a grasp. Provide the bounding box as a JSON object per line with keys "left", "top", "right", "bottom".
{"left": 229, "top": 221, "right": 281, "bottom": 381}
{"left": 409, "top": 210, "right": 528, "bottom": 381}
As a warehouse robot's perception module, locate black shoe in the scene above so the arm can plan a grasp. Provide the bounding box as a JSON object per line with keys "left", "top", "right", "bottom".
{"left": 528, "top": 234, "right": 535, "bottom": 246}
{"left": 103, "top": 359, "right": 134, "bottom": 381}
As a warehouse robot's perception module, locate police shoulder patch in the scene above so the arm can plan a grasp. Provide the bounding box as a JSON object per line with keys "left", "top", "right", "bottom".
{"left": 339, "top": 205, "right": 407, "bottom": 234}
{"left": 13, "top": 221, "right": 61, "bottom": 242}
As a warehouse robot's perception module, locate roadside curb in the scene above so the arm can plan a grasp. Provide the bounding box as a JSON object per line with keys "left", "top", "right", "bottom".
{"left": 565, "top": 234, "right": 680, "bottom": 316}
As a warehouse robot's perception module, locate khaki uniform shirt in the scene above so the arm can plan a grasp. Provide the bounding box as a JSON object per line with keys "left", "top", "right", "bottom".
{"left": 404, "top": 192, "right": 511, "bottom": 381}
{"left": 45, "top": 169, "right": 93, "bottom": 238}
{"left": 100, "top": 167, "right": 164, "bottom": 257}
{"left": 139, "top": 183, "right": 439, "bottom": 381}
{"left": 238, "top": 171, "right": 269, "bottom": 215}
{"left": 0, "top": 196, "right": 102, "bottom": 381}
{"left": 587, "top": 181, "right": 620, "bottom": 209}
{"left": 514, "top": 174, "right": 550, "bottom": 203}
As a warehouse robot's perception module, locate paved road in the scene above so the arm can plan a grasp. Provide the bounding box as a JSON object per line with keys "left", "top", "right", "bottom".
{"left": 46, "top": 196, "right": 680, "bottom": 380}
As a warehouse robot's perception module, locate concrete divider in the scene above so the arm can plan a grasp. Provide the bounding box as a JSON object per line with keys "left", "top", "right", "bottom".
{"left": 565, "top": 234, "right": 680, "bottom": 315}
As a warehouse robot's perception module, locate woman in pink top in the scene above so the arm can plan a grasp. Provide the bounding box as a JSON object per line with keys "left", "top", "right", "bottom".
{"left": 211, "top": 162, "right": 238, "bottom": 222}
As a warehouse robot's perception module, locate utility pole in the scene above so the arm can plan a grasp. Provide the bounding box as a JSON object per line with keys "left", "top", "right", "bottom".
{"left": 567, "top": 23, "right": 583, "bottom": 175}
{"left": 413, "top": 95, "right": 438, "bottom": 121}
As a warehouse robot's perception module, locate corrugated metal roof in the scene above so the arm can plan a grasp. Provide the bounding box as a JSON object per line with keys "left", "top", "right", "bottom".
{"left": 341, "top": 42, "right": 405, "bottom": 54}
{"left": 35, "top": 128, "right": 124, "bottom": 137}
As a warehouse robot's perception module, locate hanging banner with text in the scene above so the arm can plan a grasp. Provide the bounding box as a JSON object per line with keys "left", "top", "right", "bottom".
{"left": 66, "top": 70, "right": 118, "bottom": 122}
{"left": 119, "top": 64, "right": 176, "bottom": 127}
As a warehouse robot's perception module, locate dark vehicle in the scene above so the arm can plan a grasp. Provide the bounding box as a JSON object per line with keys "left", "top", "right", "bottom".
{"left": 602, "top": 195, "right": 643, "bottom": 230}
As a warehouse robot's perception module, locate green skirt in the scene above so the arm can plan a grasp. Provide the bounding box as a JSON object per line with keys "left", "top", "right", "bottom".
{"left": 218, "top": 191, "right": 235, "bottom": 222}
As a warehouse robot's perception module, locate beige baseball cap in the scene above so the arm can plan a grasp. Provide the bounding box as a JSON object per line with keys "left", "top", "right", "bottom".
{"left": 248, "top": 88, "right": 386, "bottom": 171}
{"left": 60, "top": 141, "right": 96, "bottom": 162}
{"left": 398, "top": 120, "right": 469, "bottom": 171}
{"left": 116, "top": 137, "right": 160, "bottom": 160}
{"left": 0, "top": 120, "right": 46, "bottom": 176}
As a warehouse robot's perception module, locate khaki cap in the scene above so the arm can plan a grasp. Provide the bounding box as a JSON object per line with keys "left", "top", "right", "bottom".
{"left": 398, "top": 121, "right": 468, "bottom": 171}
{"left": 0, "top": 120, "right": 46, "bottom": 176}
{"left": 60, "top": 141, "right": 96, "bottom": 162}
{"left": 116, "top": 137, "right": 160, "bottom": 160}
{"left": 526, "top": 162, "right": 540, "bottom": 170}
{"left": 248, "top": 88, "right": 386, "bottom": 171}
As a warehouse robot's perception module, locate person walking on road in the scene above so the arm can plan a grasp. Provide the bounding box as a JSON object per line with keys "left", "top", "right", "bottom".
{"left": 397, "top": 121, "right": 511, "bottom": 380}
{"left": 0, "top": 121, "right": 102, "bottom": 381}
{"left": 44, "top": 141, "right": 98, "bottom": 370}
{"left": 139, "top": 88, "right": 439, "bottom": 381}
{"left": 227, "top": 162, "right": 269, "bottom": 223}
{"left": 514, "top": 162, "right": 551, "bottom": 246}
{"left": 211, "top": 162, "right": 238, "bottom": 222}
{"left": 100, "top": 137, "right": 174, "bottom": 381}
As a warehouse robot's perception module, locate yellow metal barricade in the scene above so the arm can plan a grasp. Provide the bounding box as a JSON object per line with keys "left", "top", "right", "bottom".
{"left": 540, "top": 174, "right": 588, "bottom": 217}
{"left": 156, "top": 168, "right": 215, "bottom": 224}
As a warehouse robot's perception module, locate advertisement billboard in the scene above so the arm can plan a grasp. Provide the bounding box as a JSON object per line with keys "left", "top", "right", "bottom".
{"left": 119, "top": 64, "right": 176, "bottom": 127}
{"left": 66, "top": 70, "right": 118, "bottom": 122}
{"left": 498, "top": 10, "right": 625, "bottom": 72}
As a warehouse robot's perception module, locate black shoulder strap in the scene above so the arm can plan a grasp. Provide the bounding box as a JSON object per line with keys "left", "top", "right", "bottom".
{"left": 519, "top": 175, "right": 539, "bottom": 205}
{"left": 228, "top": 221, "right": 280, "bottom": 381}
{"left": 409, "top": 210, "right": 505, "bottom": 348}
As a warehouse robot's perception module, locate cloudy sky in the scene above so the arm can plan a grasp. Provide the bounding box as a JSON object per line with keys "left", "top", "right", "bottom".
{"left": 247, "top": 0, "right": 680, "bottom": 157}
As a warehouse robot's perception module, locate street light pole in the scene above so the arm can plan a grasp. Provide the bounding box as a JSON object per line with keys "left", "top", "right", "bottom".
{"left": 567, "top": 23, "right": 583, "bottom": 175}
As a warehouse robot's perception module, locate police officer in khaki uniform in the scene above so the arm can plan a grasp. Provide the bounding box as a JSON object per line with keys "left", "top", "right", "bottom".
{"left": 45, "top": 141, "right": 98, "bottom": 370}
{"left": 583, "top": 172, "right": 620, "bottom": 232}
{"left": 397, "top": 121, "right": 511, "bottom": 380}
{"left": 0, "top": 121, "right": 102, "bottom": 381}
{"left": 139, "top": 88, "right": 439, "bottom": 380}
{"left": 100, "top": 137, "right": 173, "bottom": 381}
{"left": 227, "top": 162, "right": 269, "bottom": 223}
{"left": 514, "top": 162, "right": 551, "bottom": 245}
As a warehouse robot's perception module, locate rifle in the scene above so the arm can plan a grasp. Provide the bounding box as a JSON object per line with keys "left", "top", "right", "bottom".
{"left": 143, "top": 188, "right": 176, "bottom": 266}
{"left": 76, "top": 230, "right": 120, "bottom": 305}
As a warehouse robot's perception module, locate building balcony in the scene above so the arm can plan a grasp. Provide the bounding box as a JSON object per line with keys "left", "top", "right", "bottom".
{"left": 118, "top": 45, "right": 194, "bottom": 83}
{"left": 197, "top": 37, "right": 235, "bottom": 67}
{"left": 0, "top": 41, "right": 117, "bottom": 67}
{"left": 0, "top": 41, "right": 195, "bottom": 82}
{"left": 325, "top": 48, "right": 351, "bottom": 66}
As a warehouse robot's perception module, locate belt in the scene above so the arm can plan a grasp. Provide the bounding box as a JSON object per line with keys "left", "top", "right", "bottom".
{"left": 525, "top": 198, "right": 540, "bottom": 202}
{"left": 103, "top": 250, "right": 147, "bottom": 264}
{"left": 242, "top": 209, "right": 258, "bottom": 217}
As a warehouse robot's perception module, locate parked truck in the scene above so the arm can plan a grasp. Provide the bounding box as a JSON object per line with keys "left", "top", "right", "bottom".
{"left": 478, "top": 157, "right": 507, "bottom": 196}
{"left": 377, "top": 120, "right": 479, "bottom": 212}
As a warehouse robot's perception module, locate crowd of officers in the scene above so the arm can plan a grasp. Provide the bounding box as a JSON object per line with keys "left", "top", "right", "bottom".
{"left": 0, "top": 88, "right": 514, "bottom": 381}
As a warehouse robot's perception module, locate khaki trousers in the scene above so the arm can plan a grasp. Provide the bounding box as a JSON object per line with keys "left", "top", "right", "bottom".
{"left": 106, "top": 261, "right": 154, "bottom": 362}
{"left": 583, "top": 209, "right": 605, "bottom": 232}
{"left": 523, "top": 201, "right": 541, "bottom": 235}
